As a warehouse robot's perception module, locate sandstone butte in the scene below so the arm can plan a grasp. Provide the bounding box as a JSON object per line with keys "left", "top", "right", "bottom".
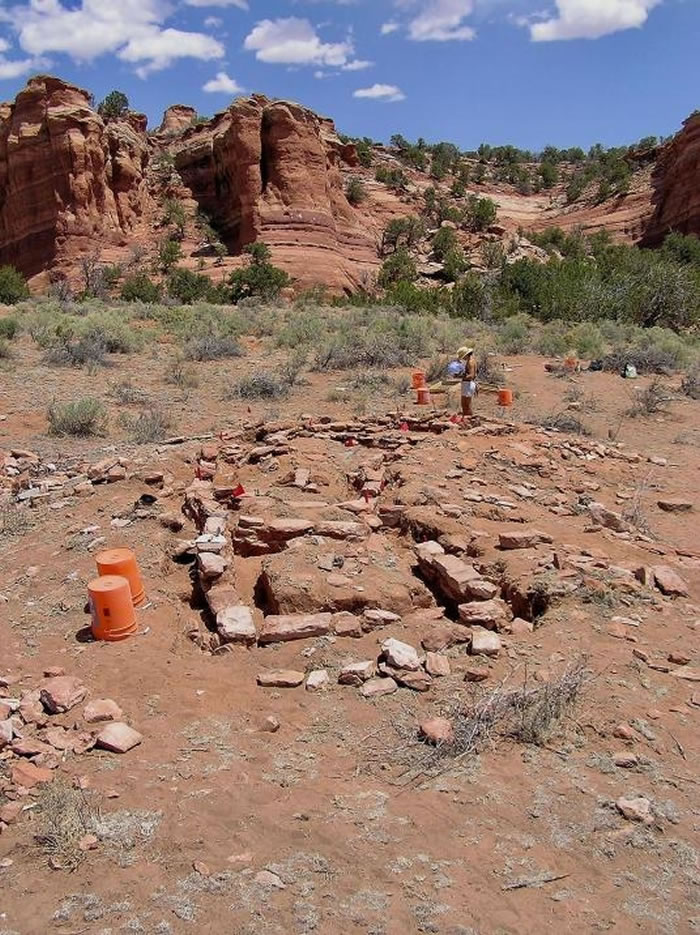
{"left": 0, "top": 74, "right": 698, "bottom": 292}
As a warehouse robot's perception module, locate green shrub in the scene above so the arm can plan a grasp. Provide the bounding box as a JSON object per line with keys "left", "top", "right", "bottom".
{"left": 0, "top": 338, "right": 10, "bottom": 359}
{"left": 496, "top": 314, "right": 532, "bottom": 354}
{"left": 158, "top": 239, "right": 182, "bottom": 272}
{"left": 432, "top": 226, "right": 458, "bottom": 262}
{"left": 346, "top": 177, "right": 367, "bottom": 205}
{"left": 378, "top": 249, "right": 417, "bottom": 289}
{"left": 0, "top": 266, "right": 29, "bottom": 305}
{"left": 534, "top": 321, "right": 569, "bottom": 357}
{"left": 568, "top": 322, "right": 604, "bottom": 358}
{"left": 167, "top": 268, "right": 213, "bottom": 305}
{"left": 121, "top": 271, "right": 161, "bottom": 303}
{"left": 464, "top": 196, "right": 498, "bottom": 232}
{"left": 98, "top": 90, "right": 129, "bottom": 120}
{"left": 0, "top": 317, "right": 19, "bottom": 339}
{"left": 229, "top": 244, "right": 290, "bottom": 302}
{"left": 47, "top": 398, "right": 107, "bottom": 437}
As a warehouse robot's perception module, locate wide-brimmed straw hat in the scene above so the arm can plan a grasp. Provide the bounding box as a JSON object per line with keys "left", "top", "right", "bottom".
{"left": 457, "top": 346, "right": 474, "bottom": 360}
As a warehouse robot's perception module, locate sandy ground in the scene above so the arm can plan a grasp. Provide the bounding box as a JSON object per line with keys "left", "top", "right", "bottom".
{"left": 0, "top": 335, "right": 698, "bottom": 935}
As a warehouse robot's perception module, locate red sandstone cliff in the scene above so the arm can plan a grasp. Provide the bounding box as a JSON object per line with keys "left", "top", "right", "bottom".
{"left": 641, "top": 112, "right": 700, "bottom": 246}
{"left": 0, "top": 75, "right": 697, "bottom": 292}
{"left": 0, "top": 75, "right": 151, "bottom": 278}
{"left": 173, "top": 96, "right": 376, "bottom": 290}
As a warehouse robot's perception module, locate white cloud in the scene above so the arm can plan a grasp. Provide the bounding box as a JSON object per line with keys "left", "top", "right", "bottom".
{"left": 185, "top": 0, "right": 248, "bottom": 7}
{"left": 530, "top": 0, "right": 662, "bottom": 40}
{"left": 0, "top": 38, "right": 10, "bottom": 54}
{"left": 202, "top": 70, "right": 244, "bottom": 93}
{"left": 204, "top": 16, "right": 223, "bottom": 28}
{"left": 406, "top": 0, "right": 476, "bottom": 41}
{"left": 353, "top": 83, "right": 406, "bottom": 102}
{"left": 243, "top": 17, "right": 354, "bottom": 66}
{"left": 4, "top": 0, "right": 225, "bottom": 75}
{"left": 380, "top": 22, "right": 400, "bottom": 34}
{"left": 342, "top": 58, "right": 372, "bottom": 70}
{"left": 0, "top": 54, "right": 48, "bottom": 79}
{"left": 120, "top": 28, "right": 224, "bottom": 77}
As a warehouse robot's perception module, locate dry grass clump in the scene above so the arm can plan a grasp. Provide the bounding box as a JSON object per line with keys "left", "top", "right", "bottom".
{"left": 680, "top": 366, "right": 700, "bottom": 400}
{"left": 34, "top": 780, "right": 100, "bottom": 871}
{"left": 536, "top": 411, "right": 591, "bottom": 436}
{"left": 625, "top": 378, "right": 673, "bottom": 418}
{"left": 121, "top": 406, "right": 173, "bottom": 443}
{"left": 385, "top": 659, "right": 590, "bottom": 783}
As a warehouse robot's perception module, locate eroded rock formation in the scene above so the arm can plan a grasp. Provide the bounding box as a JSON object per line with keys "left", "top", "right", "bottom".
{"left": 641, "top": 112, "right": 700, "bottom": 246}
{"left": 0, "top": 75, "right": 151, "bottom": 277}
{"left": 174, "top": 95, "right": 376, "bottom": 290}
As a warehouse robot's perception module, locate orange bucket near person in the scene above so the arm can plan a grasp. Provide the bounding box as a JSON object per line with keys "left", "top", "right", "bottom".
{"left": 498, "top": 388, "right": 513, "bottom": 407}
{"left": 416, "top": 387, "right": 431, "bottom": 405}
{"left": 88, "top": 575, "right": 137, "bottom": 642}
{"left": 411, "top": 370, "right": 427, "bottom": 389}
{"left": 95, "top": 547, "right": 145, "bottom": 606}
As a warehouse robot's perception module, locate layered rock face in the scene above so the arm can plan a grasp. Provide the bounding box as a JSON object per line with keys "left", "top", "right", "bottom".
{"left": 175, "top": 96, "right": 376, "bottom": 291}
{"left": 641, "top": 113, "right": 700, "bottom": 246}
{"left": 0, "top": 75, "right": 150, "bottom": 277}
{"left": 158, "top": 105, "right": 197, "bottom": 136}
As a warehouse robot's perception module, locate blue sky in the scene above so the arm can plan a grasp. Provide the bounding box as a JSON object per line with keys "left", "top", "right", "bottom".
{"left": 0, "top": 1, "right": 697, "bottom": 150}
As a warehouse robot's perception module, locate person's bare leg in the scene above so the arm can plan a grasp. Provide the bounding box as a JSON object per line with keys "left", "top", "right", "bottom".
{"left": 461, "top": 395, "right": 472, "bottom": 417}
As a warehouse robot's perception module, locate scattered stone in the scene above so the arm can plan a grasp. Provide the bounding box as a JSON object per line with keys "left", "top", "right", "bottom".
{"left": 305, "top": 670, "right": 329, "bottom": 692}
{"left": 470, "top": 628, "right": 502, "bottom": 657}
{"left": 614, "top": 752, "right": 639, "bottom": 769}
{"left": 360, "top": 677, "right": 398, "bottom": 698}
{"left": 332, "top": 612, "right": 363, "bottom": 638}
{"left": 255, "top": 870, "right": 286, "bottom": 889}
{"left": 40, "top": 676, "right": 87, "bottom": 714}
{"left": 395, "top": 670, "right": 432, "bottom": 692}
{"left": 362, "top": 608, "right": 401, "bottom": 630}
{"left": 657, "top": 498, "right": 692, "bottom": 513}
{"left": 668, "top": 652, "right": 690, "bottom": 666}
{"left": 613, "top": 723, "right": 637, "bottom": 741}
{"left": 198, "top": 552, "right": 227, "bottom": 581}
{"left": 425, "top": 653, "right": 451, "bottom": 677}
{"left": 670, "top": 667, "right": 700, "bottom": 682}
{"left": 458, "top": 599, "right": 509, "bottom": 630}
{"left": 464, "top": 666, "right": 489, "bottom": 682}
{"left": 508, "top": 617, "right": 534, "bottom": 635}
{"left": 0, "top": 801, "right": 23, "bottom": 824}
{"left": 95, "top": 723, "right": 143, "bottom": 754}
{"left": 617, "top": 796, "right": 653, "bottom": 825}
{"left": 160, "top": 512, "right": 184, "bottom": 532}
{"left": 83, "top": 699, "right": 123, "bottom": 724}
{"left": 259, "top": 715, "right": 280, "bottom": 733}
{"left": 381, "top": 638, "right": 421, "bottom": 671}
{"left": 419, "top": 717, "right": 455, "bottom": 745}
{"left": 257, "top": 670, "right": 305, "bottom": 688}
{"left": 11, "top": 760, "right": 54, "bottom": 789}
{"left": 338, "top": 661, "right": 375, "bottom": 686}
{"left": 652, "top": 566, "right": 689, "bottom": 598}
{"left": 217, "top": 606, "right": 257, "bottom": 646}
{"left": 79, "top": 834, "right": 99, "bottom": 852}
{"left": 0, "top": 719, "right": 12, "bottom": 749}
{"left": 588, "top": 502, "right": 630, "bottom": 533}
{"left": 259, "top": 613, "right": 332, "bottom": 644}
{"left": 498, "top": 528, "right": 552, "bottom": 550}
{"left": 43, "top": 666, "right": 65, "bottom": 678}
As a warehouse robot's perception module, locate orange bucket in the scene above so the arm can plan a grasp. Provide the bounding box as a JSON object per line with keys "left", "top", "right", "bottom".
{"left": 96, "top": 548, "right": 145, "bottom": 606}
{"left": 498, "top": 388, "right": 513, "bottom": 407}
{"left": 88, "top": 575, "right": 137, "bottom": 642}
{"left": 411, "top": 371, "right": 426, "bottom": 389}
{"left": 416, "top": 388, "right": 431, "bottom": 406}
